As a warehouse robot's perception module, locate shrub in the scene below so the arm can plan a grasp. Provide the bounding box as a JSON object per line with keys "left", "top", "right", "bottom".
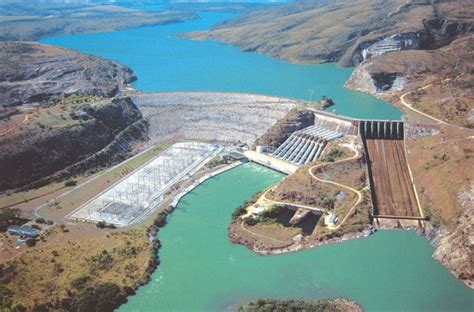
{"left": 260, "top": 205, "right": 281, "bottom": 219}
{"left": 243, "top": 217, "right": 258, "bottom": 226}
{"left": 232, "top": 205, "right": 247, "bottom": 220}
{"left": 321, "top": 148, "right": 345, "bottom": 162}
{"left": 25, "top": 238, "right": 36, "bottom": 247}
{"left": 70, "top": 275, "right": 90, "bottom": 290}
{"left": 64, "top": 180, "right": 77, "bottom": 187}
{"left": 35, "top": 217, "right": 46, "bottom": 224}
{"left": 322, "top": 197, "right": 336, "bottom": 209}
{"left": 71, "top": 282, "right": 124, "bottom": 312}
{"left": 96, "top": 221, "right": 116, "bottom": 229}
{"left": 88, "top": 250, "right": 114, "bottom": 272}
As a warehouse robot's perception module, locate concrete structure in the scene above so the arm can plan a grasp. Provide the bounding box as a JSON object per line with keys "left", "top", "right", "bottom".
{"left": 244, "top": 150, "right": 298, "bottom": 174}
{"left": 69, "top": 142, "right": 221, "bottom": 227}
{"left": 256, "top": 145, "right": 265, "bottom": 153}
{"left": 359, "top": 120, "right": 404, "bottom": 140}
{"left": 271, "top": 115, "right": 351, "bottom": 166}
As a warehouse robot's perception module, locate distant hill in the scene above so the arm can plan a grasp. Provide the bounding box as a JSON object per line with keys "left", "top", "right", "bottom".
{"left": 186, "top": 0, "right": 473, "bottom": 66}
{"left": 0, "top": 2, "right": 198, "bottom": 41}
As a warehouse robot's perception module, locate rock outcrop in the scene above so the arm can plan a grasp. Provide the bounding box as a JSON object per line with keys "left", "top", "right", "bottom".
{"left": 0, "top": 97, "right": 148, "bottom": 191}
{"left": 406, "top": 124, "right": 474, "bottom": 288}
{"left": 346, "top": 35, "right": 473, "bottom": 127}
{"left": 0, "top": 41, "right": 136, "bottom": 108}
{"left": 433, "top": 201, "right": 473, "bottom": 288}
{"left": 186, "top": 0, "right": 473, "bottom": 66}
{"left": 253, "top": 108, "right": 314, "bottom": 148}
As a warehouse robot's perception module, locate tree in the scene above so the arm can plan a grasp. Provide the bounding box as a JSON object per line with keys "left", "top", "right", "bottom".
{"left": 71, "top": 283, "right": 124, "bottom": 312}
{"left": 0, "top": 208, "right": 22, "bottom": 231}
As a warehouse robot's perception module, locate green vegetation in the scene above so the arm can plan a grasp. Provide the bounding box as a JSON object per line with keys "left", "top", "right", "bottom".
{"left": 70, "top": 282, "right": 125, "bottom": 312}
{"left": 231, "top": 191, "right": 264, "bottom": 221}
{"left": 96, "top": 221, "right": 116, "bottom": 229}
{"left": 239, "top": 298, "right": 361, "bottom": 312}
{"left": 0, "top": 284, "right": 25, "bottom": 312}
{"left": 64, "top": 180, "right": 77, "bottom": 187}
{"left": 423, "top": 203, "right": 443, "bottom": 228}
{"left": 321, "top": 148, "right": 345, "bottom": 162}
{"left": 0, "top": 208, "right": 25, "bottom": 231}
{"left": 242, "top": 205, "right": 288, "bottom": 226}
{"left": 207, "top": 155, "right": 234, "bottom": 169}
{"left": 232, "top": 205, "right": 247, "bottom": 220}
{"left": 53, "top": 94, "right": 102, "bottom": 106}
{"left": 70, "top": 275, "right": 91, "bottom": 290}
{"left": 315, "top": 191, "right": 337, "bottom": 210}
{"left": 87, "top": 250, "right": 114, "bottom": 273}
{"left": 260, "top": 204, "right": 282, "bottom": 219}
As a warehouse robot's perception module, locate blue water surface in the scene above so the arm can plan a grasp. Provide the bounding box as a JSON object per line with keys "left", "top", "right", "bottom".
{"left": 41, "top": 12, "right": 402, "bottom": 120}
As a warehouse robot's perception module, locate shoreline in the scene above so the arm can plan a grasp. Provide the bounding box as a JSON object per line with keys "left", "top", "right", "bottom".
{"left": 126, "top": 161, "right": 247, "bottom": 305}
{"left": 228, "top": 220, "right": 374, "bottom": 256}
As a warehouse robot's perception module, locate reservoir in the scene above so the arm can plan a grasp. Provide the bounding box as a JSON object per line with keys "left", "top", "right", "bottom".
{"left": 41, "top": 12, "right": 401, "bottom": 120}
{"left": 40, "top": 11, "right": 472, "bottom": 311}
{"left": 120, "top": 163, "right": 473, "bottom": 311}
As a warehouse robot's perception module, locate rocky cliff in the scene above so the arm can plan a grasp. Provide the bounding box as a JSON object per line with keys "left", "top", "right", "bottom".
{"left": 186, "top": 0, "right": 473, "bottom": 66}
{"left": 253, "top": 108, "right": 314, "bottom": 148}
{"left": 346, "top": 35, "right": 473, "bottom": 127}
{"left": 0, "top": 97, "right": 148, "bottom": 191}
{"left": 406, "top": 124, "right": 474, "bottom": 288}
{"left": 0, "top": 41, "right": 136, "bottom": 109}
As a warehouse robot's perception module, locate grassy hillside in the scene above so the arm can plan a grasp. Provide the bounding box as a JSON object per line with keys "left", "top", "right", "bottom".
{"left": 0, "top": 2, "right": 198, "bottom": 41}
{"left": 186, "top": 0, "right": 472, "bottom": 65}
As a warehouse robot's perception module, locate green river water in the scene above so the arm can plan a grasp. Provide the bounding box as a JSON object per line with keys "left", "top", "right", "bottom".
{"left": 119, "top": 163, "right": 473, "bottom": 312}
{"left": 39, "top": 9, "right": 473, "bottom": 311}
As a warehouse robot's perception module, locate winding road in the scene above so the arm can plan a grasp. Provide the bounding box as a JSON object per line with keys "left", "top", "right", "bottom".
{"left": 241, "top": 142, "right": 364, "bottom": 239}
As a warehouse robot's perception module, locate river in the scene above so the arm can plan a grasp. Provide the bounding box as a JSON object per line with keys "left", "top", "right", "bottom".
{"left": 119, "top": 163, "right": 473, "bottom": 311}
{"left": 40, "top": 10, "right": 473, "bottom": 312}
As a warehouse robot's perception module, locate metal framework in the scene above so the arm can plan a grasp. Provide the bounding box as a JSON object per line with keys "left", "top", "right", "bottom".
{"left": 70, "top": 142, "right": 221, "bottom": 226}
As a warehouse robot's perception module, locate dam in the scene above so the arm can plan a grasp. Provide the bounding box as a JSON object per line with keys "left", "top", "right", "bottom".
{"left": 247, "top": 112, "right": 423, "bottom": 227}
{"left": 360, "top": 120, "right": 423, "bottom": 226}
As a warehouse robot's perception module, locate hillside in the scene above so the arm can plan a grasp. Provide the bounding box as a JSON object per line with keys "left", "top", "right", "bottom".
{"left": 0, "top": 2, "right": 198, "bottom": 41}
{"left": 0, "top": 41, "right": 149, "bottom": 192}
{"left": 0, "top": 41, "right": 135, "bottom": 110}
{"left": 186, "top": 0, "right": 472, "bottom": 65}
{"left": 187, "top": 0, "right": 473, "bottom": 127}
{"left": 0, "top": 97, "right": 148, "bottom": 192}
{"left": 405, "top": 124, "right": 474, "bottom": 287}
{"left": 347, "top": 35, "right": 473, "bottom": 127}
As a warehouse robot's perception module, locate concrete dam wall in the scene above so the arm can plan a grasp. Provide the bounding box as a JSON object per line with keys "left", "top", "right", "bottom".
{"left": 359, "top": 120, "right": 404, "bottom": 140}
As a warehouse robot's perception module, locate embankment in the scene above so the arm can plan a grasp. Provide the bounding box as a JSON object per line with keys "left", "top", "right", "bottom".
{"left": 131, "top": 92, "right": 299, "bottom": 146}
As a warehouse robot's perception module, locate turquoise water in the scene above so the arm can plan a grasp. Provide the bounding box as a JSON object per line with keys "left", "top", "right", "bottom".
{"left": 41, "top": 12, "right": 401, "bottom": 120}
{"left": 39, "top": 11, "right": 472, "bottom": 310}
{"left": 120, "top": 163, "right": 473, "bottom": 311}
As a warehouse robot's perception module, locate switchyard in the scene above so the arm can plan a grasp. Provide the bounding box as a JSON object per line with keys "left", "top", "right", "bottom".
{"left": 69, "top": 142, "right": 221, "bottom": 226}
